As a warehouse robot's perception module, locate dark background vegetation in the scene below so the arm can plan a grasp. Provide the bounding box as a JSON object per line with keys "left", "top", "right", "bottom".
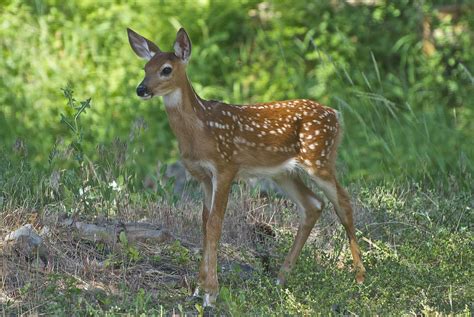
{"left": 1, "top": 0, "right": 472, "bottom": 185}
{"left": 0, "top": 0, "right": 473, "bottom": 315}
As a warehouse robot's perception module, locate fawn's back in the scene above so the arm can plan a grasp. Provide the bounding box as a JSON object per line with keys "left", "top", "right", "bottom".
{"left": 195, "top": 98, "right": 340, "bottom": 177}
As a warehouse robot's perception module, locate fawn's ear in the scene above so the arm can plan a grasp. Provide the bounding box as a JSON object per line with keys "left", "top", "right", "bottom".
{"left": 127, "top": 28, "right": 161, "bottom": 61}
{"left": 173, "top": 28, "right": 191, "bottom": 63}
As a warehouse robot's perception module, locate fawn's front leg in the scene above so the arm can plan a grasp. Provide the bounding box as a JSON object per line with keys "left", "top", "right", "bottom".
{"left": 198, "top": 171, "right": 235, "bottom": 307}
{"left": 194, "top": 177, "right": 212, "bottom": 297}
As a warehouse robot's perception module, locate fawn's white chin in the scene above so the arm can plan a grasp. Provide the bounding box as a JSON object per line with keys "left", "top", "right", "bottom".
{"left": 140, "top": 94, "right": 153, "bottom": 100}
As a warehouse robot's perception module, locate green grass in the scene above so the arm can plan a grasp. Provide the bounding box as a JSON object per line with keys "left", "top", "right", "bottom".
{"left": 218, "top": 186, "right": 473, "bottom": 315}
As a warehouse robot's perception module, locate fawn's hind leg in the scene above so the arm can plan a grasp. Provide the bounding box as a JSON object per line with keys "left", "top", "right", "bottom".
{"left": 309, "top": 170, "right": 365, "bottom": 283}
{"left": 273, "top": 174, "right": 325, "bottom": 285}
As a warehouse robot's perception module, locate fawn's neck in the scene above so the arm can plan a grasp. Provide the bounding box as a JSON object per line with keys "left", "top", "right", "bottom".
{"left": 162, "top": 74, "right": 209, "bottom": 158}
{"left": 163, "top": 74, "right": 205, "bottom": 116}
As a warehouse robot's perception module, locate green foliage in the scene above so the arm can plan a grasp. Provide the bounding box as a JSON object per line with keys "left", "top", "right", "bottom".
{"left": 167, "top": 240, "right": 192, "bottom": 265}
{"left": 0, "top": 86, "right": 176, "bottom": 214}
{"left": 119, "top": 231, "right": 141, "bottom": 262}
{"left": 0, "top": 0, "right": 472, "bottom": 186}
{"left": 58, "top": 84, "right": 91, "bottom": 166}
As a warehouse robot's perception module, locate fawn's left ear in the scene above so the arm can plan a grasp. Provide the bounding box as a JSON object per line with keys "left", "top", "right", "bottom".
{"left": 173, "top": 28, "right": 191, "bottom": 63}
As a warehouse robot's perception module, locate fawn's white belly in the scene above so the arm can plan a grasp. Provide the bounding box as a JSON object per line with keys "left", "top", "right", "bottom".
{"left": 185, "top": 158, "right": 298, "bottom": 182}
{"left": 237, "top": 158, "right": 298, "bottom": 179}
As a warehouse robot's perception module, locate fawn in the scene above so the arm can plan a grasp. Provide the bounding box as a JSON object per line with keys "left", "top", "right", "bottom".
{"left": 127, "top": 27, "right": 365, "bottom": 307}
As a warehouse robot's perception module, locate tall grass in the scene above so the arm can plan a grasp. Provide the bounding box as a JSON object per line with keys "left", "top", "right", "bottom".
{"left": 334, "top": 60, "right": 473, "bottom": 187}
{"left": 0, "top": 0, "right": 472, "bottom": 188}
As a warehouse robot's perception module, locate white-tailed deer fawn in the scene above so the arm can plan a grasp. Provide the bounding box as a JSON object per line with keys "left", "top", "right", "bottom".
{"left": 128, "top": 27, "right": 365, "bottom": 307}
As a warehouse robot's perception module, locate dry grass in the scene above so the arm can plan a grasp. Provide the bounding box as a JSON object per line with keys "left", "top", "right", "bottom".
{"left": 2, "top": 179, "right": 472, "bottom": 315}
{"left": 0, "top": 181, "right": 372, "bottom": 314}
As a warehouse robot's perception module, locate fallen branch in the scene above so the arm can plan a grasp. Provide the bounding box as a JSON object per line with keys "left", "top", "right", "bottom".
{"left": 124, "top": 222, "right": 174, "bottom": 243}
{"left": 3, "top": 220, "right": 176, "bottom": 262}
{"left": 68, "top": 220, "right": 175, "bottom": 245}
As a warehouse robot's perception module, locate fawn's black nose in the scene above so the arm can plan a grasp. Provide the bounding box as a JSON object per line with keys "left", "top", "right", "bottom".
{"left": 136, "top": 84, "right": 149, "bottom": 97}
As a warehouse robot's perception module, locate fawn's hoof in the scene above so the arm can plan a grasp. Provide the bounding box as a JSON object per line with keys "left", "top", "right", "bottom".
{"left": 192, "top": 286, "right": 201, "bottom": 298}
{"left": 275, "top": 277, "right": 286, "bottom": 286}
{"left": 185, "top": 286, "right": 201, "bottom": 303}
{"left": 276, "top": 270, "right": 288, "bottom": 286}
{"left": 203, "top": 293, "right": 217, "bottom": 307}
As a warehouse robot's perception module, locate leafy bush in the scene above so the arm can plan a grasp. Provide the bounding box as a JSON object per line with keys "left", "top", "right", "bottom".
{"left": 1, "top": 0, "right": 472, "bottom": 186}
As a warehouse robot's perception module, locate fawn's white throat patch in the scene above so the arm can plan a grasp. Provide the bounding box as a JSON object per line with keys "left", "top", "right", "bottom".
{"left": 163, "top": 89, "right": 182, "bottom": 108}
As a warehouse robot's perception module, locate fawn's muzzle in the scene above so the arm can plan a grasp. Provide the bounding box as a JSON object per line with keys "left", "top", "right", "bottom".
{"left": 136, "top": 84, "right": 150, "bottom": 97}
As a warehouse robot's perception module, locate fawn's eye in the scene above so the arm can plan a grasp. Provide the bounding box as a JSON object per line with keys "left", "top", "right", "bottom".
{"left": 161, "top": 66, "right": 172, "bottom": 76}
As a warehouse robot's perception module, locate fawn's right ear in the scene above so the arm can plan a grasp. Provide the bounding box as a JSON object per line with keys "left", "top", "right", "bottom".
{"left": 127, "top": 28, "right": 161, "bottom": 61}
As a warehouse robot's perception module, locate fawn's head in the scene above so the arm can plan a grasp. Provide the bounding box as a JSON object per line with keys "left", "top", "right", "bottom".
{"left": 127, "top": 28, "right": 191, "bottom": 99}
